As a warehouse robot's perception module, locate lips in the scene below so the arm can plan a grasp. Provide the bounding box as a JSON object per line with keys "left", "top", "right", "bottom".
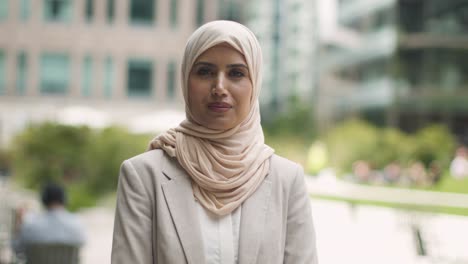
{"left": 208, "top": 102, "right": 232, "bottom": 112}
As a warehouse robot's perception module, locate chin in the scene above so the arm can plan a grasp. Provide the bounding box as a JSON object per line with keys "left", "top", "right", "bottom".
{"left": 203, "top": 121, "right": 236, "bottom": 131}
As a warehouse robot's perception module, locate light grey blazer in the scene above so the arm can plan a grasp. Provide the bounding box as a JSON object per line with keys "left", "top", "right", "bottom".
{"left": 111, "top": 149, "right": 318, "bottom": 264}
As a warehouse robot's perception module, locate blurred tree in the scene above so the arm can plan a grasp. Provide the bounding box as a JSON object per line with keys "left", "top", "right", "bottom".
{"left": 412, "top": 124, "right": 456, "bottom": 169}
{"left": 12, "top": 122, "right": 92, "bottom": 187}
{"left": 322, "top": 119, "right": 456, "bottom": 176}
{"left": 11, "top": 122, "right": 151, "bottom": 210}
{"left": 262, "top": 95, "right": 316, "bottom": 140}
{"left": 323, "top": 119, "right": 380, "bottom": 173}
{"left": 0, "top": 147, "right": 12, "bottom": 176}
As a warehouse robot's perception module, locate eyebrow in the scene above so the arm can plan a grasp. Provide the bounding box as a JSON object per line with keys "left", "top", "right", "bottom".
{"left": 194, "top": 62, "right": 248, "bottom": 69}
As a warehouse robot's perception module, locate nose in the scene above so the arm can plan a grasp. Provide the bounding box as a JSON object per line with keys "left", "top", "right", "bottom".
{"left": 211, "top": 72, "right": 227, "bottom": 96}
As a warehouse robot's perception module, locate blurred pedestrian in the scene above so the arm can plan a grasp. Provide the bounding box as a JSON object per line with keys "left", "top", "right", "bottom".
{"left": 112, "top": 20, "right": 318, "bottom": 264}
{"left": 12, "top": 182, "right": 85, "bottom": 257}
{"left": 450, "top": 146, "right": 468, "bottom": 180}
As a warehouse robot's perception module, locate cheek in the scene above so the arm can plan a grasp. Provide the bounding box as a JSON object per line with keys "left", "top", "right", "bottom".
{"left": 237, "top": 83, "right": 253, "bottom": 114}
{"left": 187, "top": 79, "right": 201, "bottom": 106}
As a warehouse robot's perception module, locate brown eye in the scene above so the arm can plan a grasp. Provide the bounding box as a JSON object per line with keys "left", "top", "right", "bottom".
{"left": 229, "top": 69, "right": 245, "bottom": 78}
{"left": 196, "top": 67, "right": 213, "bottom": 76}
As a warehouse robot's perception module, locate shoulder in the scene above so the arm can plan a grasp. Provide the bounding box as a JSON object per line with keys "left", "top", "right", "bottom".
{"left": 268, "top": 154, "right": 305, "bottom": 187}
{"left": 125, "top": 149, "right": 167, "bottom": 167}
{"left": 118, "top": 149, "right": 178, "bottom": 191}
{"left": 121, "top": 149, "right": 177, "bottom": 175}
{"left": 269, "top": 154, "right": 303, "bottom": 175}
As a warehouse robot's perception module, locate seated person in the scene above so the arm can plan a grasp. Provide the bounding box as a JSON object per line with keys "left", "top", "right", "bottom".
{"left": 12, "top": 182, "right": 85, "bottom": 256}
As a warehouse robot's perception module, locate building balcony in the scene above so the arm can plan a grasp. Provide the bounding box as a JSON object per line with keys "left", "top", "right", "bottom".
{"left": 339, "top": 0, "right": 396, "bottom": 23}
{"left": 333, "top": 77, "right": 395, "bottom": 110}
{"left": 321, "top": 26, "right": 397, "bottom": 71}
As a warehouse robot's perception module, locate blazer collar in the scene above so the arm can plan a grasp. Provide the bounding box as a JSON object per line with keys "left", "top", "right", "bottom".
{"left": 161, "top": 156, "right": 205, "bottom": 264}
{"left": 161, "top": 155, "right": 273, "bottom": 264}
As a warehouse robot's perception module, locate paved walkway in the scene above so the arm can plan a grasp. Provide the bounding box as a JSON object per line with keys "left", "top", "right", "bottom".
{"left": 306, "top": 171, "right": 468, "bottom": 209}
{"left": 2, "top": 177, "right": 468, "bottom": 264}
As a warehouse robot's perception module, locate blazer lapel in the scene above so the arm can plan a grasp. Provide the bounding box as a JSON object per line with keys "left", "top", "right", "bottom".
{"left": 161, "top": 158, "right": 205, "bottom": 264}
{"left": 238, "top": 177, "right": 273, "bottom": 264}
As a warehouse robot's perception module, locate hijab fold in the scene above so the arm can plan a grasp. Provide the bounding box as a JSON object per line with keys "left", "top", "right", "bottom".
{"left": 148, "top": 20, "right": 274, "bottom": 216}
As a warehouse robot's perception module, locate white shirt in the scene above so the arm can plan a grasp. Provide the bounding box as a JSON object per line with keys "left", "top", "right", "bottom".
{"left": 196, "top": 202, "right": 241, "bottom": 264}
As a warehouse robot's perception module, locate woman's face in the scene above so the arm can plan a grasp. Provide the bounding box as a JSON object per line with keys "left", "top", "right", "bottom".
{"left": 188, "top": 44, "right": 253, "bottom": 130}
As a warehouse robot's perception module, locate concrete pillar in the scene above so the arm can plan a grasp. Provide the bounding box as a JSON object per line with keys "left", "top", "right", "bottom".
{"left": 27, "top": 46, "right": 40, "bottom": 96}
{"left": 93, "top": 53, "right": 104, "bottom": 99}
{"left": 69, "top": 51, "right": 81, "bottom": 97}
{"left": 74, "top": 0, "right": 84, "bottom": 25}
{"left": 30, "top": 0, "right": 42, "bottom": 24}
{"left": 115, "top": 0, "right": 128, "bottom": 27}
{"left": 158, "top": 0, "right": 169, "bottom": 28}
{"left": 113, "top": 52, "right": 126, "bottom": 100}
{"left": 94, "top": 0, "right": 106, "bottom": 25}
{"left": 5, "top": 48, "right": 16, "bottom": 96}
{"left": 152, "top": 56, "right": 161, "bottom": 102}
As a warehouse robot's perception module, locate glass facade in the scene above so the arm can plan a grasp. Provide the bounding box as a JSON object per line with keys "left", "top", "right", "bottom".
{"left": 85, "top": 0, "right": 93, "bottom": 22}
{"left": 104, "top": 56, "right": 114, "bottom": 98}
{"left": 0, "top": 0, "right": 8, "bottom": 21}
{"left": 130, "top": 0, "right": 155, "bottom": 25}
{"left": 40, "top": 53, "right": 70, "bottom": 94}
{"left": 167, "top": 60, "right": 176, "bottom": 99}
{"left": 169, "top": 0, "right": 178, "bottom": 28}
{"left": 20, "top": 0, "right": 31, "bottom": 21}
{"left": 196, "top": 0, "right": 204, "bottom": 26}
{"left": 127, "top": 59, "right": 153, "bottom": 97}
{"left": 82, "top": 55, "right": 92, "bottom": 97}
{"left": 107, "top": 0, "right": 114, "bottom": 23}
{"left": 16, "top": 52, "right": 27, "bottom": 95}
{"left": 218, "top": 0, "right": 242, "bottom": 22}
{"left": 399, "top": 0, "right": 468, "bottom": 34}
{"left": 44, "top": 0, "right": 73, "bottom": 22}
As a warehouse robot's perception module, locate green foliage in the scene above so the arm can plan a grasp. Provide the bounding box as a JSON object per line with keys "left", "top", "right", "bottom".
{"left": 12, "top": 123, "right": 92, "bottom": 187}
{"left": 323, "top": 119, "right": 380, "bottom": 172}
{"left": 262, "top": 96, "right": 317, "bottom": 166}
{"left": 0, "top": 147, "right": 12, "bottom": 175}
{"left": 11, "top": 122, "right": 152, "bottom": 210}
{"left": 411, "top": 125, "right": 455, "bottom": 169}
{"left": 322, "top": 119, "right": 456, "bottom": 174}
{"left": 262, "top": 96, "right": 316, "bottom": 140}
{"left": 84, "top": 127, "right": 149, "bottom": 193}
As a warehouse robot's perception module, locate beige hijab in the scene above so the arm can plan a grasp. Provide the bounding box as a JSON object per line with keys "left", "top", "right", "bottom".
{"left": 148, "top": 20, "right": 274, "bottom": 216}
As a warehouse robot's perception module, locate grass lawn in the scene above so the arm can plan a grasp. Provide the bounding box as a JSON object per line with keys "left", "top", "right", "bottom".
{"left": 311, "top": 174, "right": 468, "bottom": 216}
{"left": 311, "top": 194, "right": 468, "bottom": 216}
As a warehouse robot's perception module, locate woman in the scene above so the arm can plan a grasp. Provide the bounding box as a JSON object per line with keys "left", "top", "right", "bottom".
{"left": 112, "top": 20, "right": 318, "bottom": 264}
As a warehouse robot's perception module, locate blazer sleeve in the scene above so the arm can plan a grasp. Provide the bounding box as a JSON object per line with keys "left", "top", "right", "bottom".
{"left": 111, "top": 160, "right": 154, "bottom": 264}
{"left": 284, "top": 166, "right": 319, "bottom": 264}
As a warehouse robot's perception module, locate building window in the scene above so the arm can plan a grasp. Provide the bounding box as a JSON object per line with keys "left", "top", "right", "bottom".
{"left": 44, "top": 0, "right": 73, "bottom": 22}
{"left": 40, "top": 53, "right": 70, "bottom": 94}
{"left": 0, "top": 0, "right": 8, "bottom": 21}
{"left": 82, "top": 55, "right": 92, "bottom": 97}
{"left": 167, "top": 60, "right": 176, "bottom": 100}
{"left": 0, "top": 51, "right": 5, "bottom": 95}
{"left": 20, "top": 0, "right": 31, "bottom": 21}
{"left": 127, "top": 59, "right": 153, "bottom": 97}
{"left": 16, "top": 52, "right": 28, "bottom": 95}
{"left": 169, "top": 0, "right": 178, "bottom": 28}
{"left": 130, "top": 0, "right": 155, "bottom": 25}
{"left": 85, "top": 0, "right": 93, "bottom": 22}
{"left": 196, "top": 0, "right": 204, "bottom": 26}
{"left": 219, "top": 0, "right": 241, "bottom": 22}
{"left": 104, "top": 56, "right": 114, "bottom": 98}
{"left": 107, "top": 0, "right": 114, "bottom": 23}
